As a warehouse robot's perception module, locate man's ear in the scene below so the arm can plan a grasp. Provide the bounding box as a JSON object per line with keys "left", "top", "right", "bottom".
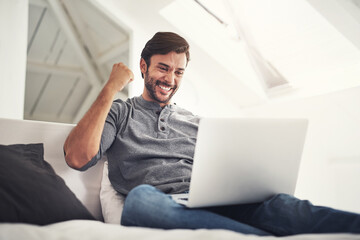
{"left": 140, "top": 58, "right": 147, "bottom": 75}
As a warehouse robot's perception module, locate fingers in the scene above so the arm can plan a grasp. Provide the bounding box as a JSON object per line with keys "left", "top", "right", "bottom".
{"left": 108, "top": 62, "right": 134, "bottom": 91}
{"left": 112, "top": 62, "right": 134, "bottom": 80}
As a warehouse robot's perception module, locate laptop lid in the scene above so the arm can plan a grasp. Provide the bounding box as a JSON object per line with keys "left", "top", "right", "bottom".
{"left": 186, "top": 118, "right": 308, "bottom": 208}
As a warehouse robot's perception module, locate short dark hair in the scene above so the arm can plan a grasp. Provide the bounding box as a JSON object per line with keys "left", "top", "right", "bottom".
{"left": 140, "top": 32, "right": 190, "bottom": 78}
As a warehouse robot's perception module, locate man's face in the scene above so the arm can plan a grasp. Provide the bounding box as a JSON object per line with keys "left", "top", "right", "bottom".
{"left": 141, "top": 51, "right": 187, "bottom": 107}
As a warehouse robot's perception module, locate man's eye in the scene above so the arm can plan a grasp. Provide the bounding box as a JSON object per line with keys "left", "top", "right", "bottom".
{"left": 176, "top": 71, "right": 184, "bottom": 76}
{"left": 159, "top": 67, "right": 167, "bottom": 71}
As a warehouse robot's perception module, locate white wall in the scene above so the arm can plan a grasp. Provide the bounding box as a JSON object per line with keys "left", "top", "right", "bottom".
{"left": 0, "top": 0, "right": 28, "bottom": 119}
{"left": 241, "top": 87, "right": 360, "bottom": 213}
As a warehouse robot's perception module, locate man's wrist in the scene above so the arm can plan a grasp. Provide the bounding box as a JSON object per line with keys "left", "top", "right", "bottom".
{"left": 102, "top": 83, "right": 122, "bottom": 97}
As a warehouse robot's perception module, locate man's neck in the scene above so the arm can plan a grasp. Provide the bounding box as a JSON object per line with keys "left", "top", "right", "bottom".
{"left": 141, "top": 93, "right": 170, "bottom": 108}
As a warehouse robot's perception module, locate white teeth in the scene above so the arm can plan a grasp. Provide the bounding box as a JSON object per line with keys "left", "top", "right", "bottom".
{"left": 159, "top": 85, "right": 171, "bottom": 91}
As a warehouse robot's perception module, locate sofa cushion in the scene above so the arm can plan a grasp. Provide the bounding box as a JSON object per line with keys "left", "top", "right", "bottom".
{"left": 0, "top": 143, "right": 95, "bottom": 225}
{"left": 100, "top": 161, "right": 125, "bottom": 224}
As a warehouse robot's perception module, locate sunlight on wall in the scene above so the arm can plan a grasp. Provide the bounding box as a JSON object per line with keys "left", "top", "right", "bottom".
{"left": 0, "top": 0, "right": 28, "bottom": 119}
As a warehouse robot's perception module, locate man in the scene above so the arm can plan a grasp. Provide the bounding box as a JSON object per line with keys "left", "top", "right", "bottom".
{"left": 64, "top": 32, "right": 360, "bottom": 236}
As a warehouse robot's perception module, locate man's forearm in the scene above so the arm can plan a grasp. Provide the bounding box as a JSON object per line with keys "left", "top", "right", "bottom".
{"left": 64, "top": 63, "right": 134, "bottom": 169}
{"left": 63, "top": 85, "right": 117, "bottom": 169}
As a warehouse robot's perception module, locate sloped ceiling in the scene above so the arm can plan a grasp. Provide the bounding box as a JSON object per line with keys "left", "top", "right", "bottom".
{"left": 25, "top": 0, "right": 130, "bottom": 123}
{"left": 24, "top": 0, "right": 360, "bottom": 123}
{"left": 161, "top": 0, "right": 360, "bottom": 103}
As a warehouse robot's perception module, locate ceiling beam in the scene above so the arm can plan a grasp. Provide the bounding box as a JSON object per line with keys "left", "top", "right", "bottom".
{"left": 29, "top": 0, "right": 47, "bottom": 7}
{"left": 60, "top": 0, "right": 109, "bottom": 83}
{"left": 60, "top": 0, "right": 129, "bottom": 82}
{"left": 47, "top": 0, "right": 101, "bottom": 88}
{"left": 48, "top": 0, "right": 103, "bottom": 122}
{"left": 97, "top": 41, "right": 129, "bottom": 64}
{"left": 27, "top": 61, "right": 83, "bottom": 77}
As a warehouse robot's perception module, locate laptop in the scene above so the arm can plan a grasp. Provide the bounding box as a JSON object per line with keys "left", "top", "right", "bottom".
{"left": 171, "top": 117, "right": 308, "bottom": 208}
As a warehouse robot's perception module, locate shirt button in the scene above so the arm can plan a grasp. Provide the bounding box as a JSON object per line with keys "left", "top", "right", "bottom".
{"left": 160, "top": 127, "right": 165, "bottom": 131}
{"left": 156, "top": 111, "right": 161, "bottom": 115}
{"left": 160, "top": 118, "right": 165, "bottom": 122}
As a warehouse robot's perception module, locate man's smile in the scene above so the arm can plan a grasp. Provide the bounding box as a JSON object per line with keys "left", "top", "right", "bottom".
{"left": 156, "top": 82, "right": 175, "bottom": 95}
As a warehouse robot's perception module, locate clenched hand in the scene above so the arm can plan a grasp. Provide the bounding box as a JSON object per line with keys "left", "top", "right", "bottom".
{"left": 106, "top": 62, "right": 134, "bottom": 93}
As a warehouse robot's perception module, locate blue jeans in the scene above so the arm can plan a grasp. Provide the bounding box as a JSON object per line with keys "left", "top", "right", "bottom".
{"left": 121, "top": 184, "right": 360, "bottom": 236}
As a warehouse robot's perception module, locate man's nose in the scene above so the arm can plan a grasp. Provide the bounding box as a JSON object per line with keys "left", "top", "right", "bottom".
{"left": 164, "top": 71, "right": 175, "bottom": 84}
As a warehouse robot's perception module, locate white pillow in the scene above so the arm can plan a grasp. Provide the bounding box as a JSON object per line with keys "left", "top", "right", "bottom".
{"left": 100, "top": 161, "right": 125, "bottom": 224}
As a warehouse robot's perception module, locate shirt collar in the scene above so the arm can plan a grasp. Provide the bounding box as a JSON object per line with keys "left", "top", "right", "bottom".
{"left": 135, "top": 95, "right": 174, "bottom": 111}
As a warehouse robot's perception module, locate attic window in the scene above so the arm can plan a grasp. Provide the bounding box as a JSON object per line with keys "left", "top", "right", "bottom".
{"left": 194, "top": 0, "right": 290, "bottom": 94}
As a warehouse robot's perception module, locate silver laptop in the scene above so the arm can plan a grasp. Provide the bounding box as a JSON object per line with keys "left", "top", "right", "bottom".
{"left": 171, "top": 118, "right": 308, "bottom": 208}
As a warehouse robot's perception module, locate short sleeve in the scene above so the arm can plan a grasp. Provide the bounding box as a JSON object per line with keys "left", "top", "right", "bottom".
{"left": 78, "top": 100, "right": 127, "bottom": 171}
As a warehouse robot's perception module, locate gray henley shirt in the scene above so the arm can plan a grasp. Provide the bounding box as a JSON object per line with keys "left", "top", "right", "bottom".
{"left": 80, "top": 95, "right": 200, "bottom": 195}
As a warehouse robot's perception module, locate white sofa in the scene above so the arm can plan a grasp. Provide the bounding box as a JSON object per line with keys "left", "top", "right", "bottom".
{"left": 0, "top": 118, "right": 359, "bottom": 240}
{"left": 0, "top": 118, "right": 105, "bottom": 220}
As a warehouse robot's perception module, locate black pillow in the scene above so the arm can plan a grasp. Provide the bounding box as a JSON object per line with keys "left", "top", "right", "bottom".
{"left": 0, "top": 143, "right": 95, "bottom": 225}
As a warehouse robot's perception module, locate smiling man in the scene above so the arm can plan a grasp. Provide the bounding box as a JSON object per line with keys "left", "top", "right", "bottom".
{"left": 142, "top": 52, "right": 185, "bottom": 106}
{"left": 63, "top": 32, "right": 360, "bottom": 236}
{"left": 64, "top": 32, "right": 197, "bottom": 196}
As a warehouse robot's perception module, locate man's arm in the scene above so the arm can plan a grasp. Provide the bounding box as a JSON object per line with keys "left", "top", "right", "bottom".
{"left": 64, "top": 63, "right": 134, "bottom": 170}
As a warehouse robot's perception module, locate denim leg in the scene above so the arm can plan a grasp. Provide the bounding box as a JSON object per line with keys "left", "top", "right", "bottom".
{"left": 209, "top": 193, "right": 360, "bottom": 236}
{"left": 121, "top": 185, "right": 271, "bottom": 236}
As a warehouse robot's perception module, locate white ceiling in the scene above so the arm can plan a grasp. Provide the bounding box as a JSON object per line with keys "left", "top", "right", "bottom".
{"left": 161, "top": 0, "right": 360, "bottom": 104}
{"left": 25, "top": 0, "right": 129, "bottom": 123}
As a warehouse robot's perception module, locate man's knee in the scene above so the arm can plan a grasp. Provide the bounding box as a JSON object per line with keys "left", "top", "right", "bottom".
{"left": 126, "top": 184, "right": 157, "bottom": 201}
{"left": 121, "top": 184, "right": 173, "bottom": 226}
{"left": 122, "top": 184, "right": 158, "bottom": 214}
{"left": 264, "top": 193, "right": 313, "bottom": 214}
